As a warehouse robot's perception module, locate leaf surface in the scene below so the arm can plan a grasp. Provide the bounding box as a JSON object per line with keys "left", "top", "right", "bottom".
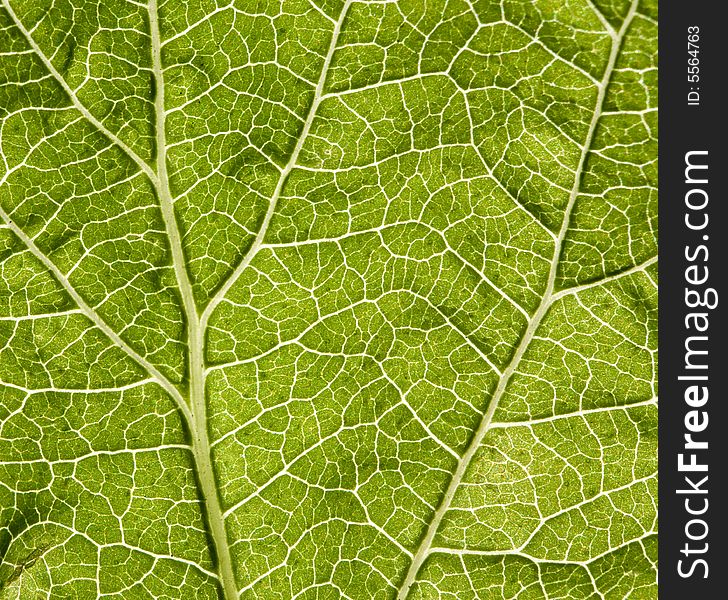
{"left": 0, "top": 0, "right": 657, "bottom": 598}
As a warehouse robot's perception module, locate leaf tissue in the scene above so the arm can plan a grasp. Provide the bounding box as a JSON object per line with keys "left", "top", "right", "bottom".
{"left": 0, "top": 0, "right": 657, "bottom": 598}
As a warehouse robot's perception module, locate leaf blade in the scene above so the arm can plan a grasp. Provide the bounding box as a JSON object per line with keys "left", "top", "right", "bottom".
{"left": 0, "top": 0, "right": 657, "bottom": 598}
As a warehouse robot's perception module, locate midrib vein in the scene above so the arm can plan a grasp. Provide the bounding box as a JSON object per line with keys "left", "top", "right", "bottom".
{"left": 3, "top": 2, "right": 236, "bottom": 592}
{"left": 396, "top": 3, "right": 639, "bottom": 597}
{"left": 148, "top": 2, "right": 237, "bottom": 599}
{"left": 3, "top": 1, "right": 351, "bottom": 597}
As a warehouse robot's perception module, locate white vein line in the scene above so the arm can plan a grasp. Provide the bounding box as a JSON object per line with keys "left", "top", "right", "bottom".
{"left": 505, "top": 21, "right": 603, "bottom": 86}
{"left": 200, "top": 0, "right": 354, "bottom": 329}
{"left": 0, "top": 309, "right": 83, "bottom": 321}
{"left": 262, "top": 216, "right": 533, "bottom": 320}
{"left": 9, "top": 520, "right": 221, "bottom": 581}
{"left": 395, "top": 3, "right": 640, "bottom": 597}
{"left": 205, "top": 287, "right": 502, "bottom": 378}
{"left": 0, "top": 379, "right": 155, "bottom": 394}
{"left": 550, "top": 254, "right": 657, "bottom": 303}
{"left": 489, "top": 396, "right": 656, "bottom": 428}
{"left": 1, "top": 0, "right": 158, "bottom": 185}
{"left": 515, "top": 472, "right": 656, "bottom": 553}
{"left": 428, "top": 531, "right": 656, "bottom": 565}
{"left": 0, "top": 445, "right": 192, "bottom": 465}
{"left": 319, "top": 72, "right": 452, "bottom": 100}
{"left": 584, "top": 0, "right": 618, "bottom": 38}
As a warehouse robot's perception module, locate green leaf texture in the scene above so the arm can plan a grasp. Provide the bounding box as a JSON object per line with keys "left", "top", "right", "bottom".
{"left": 0, "top": 0, "right": 657, "bottom": 598}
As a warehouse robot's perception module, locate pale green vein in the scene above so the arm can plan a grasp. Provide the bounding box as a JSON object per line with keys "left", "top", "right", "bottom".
{"left": 200, "top": 0, "right": 354, "bottom": 330}
{"left": 0, "top": 0, "right": 158, "bottom": 184}
{"left": 148, "top": 0, "right": 237, "bottom": 598}
{"left": 550, "top": 254, "right": 657, "bottom": 303}
{"left": 396, "top": 2, "right": 640, "bottom": 596}
{"left": 489, "top": 396, "right": 657, "bottom": 428}
{"left": 0, "top": 203, "right": 189, "bottom": 418}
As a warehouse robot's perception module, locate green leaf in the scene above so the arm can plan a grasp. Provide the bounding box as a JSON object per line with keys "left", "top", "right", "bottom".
{"left": 0, "top": 0, "right": 657, "bottom": 598}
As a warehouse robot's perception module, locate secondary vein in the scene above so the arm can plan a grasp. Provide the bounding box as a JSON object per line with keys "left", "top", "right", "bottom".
{"left": 395, "top": 3, "right": 639, "bottom": 597}
{"left": 0, "top": 204, "right": 188, "bottom": 416}
{"left": 200, "top": 0, "right": 355, "bottom": 330}
{"left": 1, "top": 0, "right": 158, "bottom": 184}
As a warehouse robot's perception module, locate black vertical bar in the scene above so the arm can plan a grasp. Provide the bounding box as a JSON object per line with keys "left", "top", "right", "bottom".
{"left": 659, "top": 1, "right": 726, "bottom": 598}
